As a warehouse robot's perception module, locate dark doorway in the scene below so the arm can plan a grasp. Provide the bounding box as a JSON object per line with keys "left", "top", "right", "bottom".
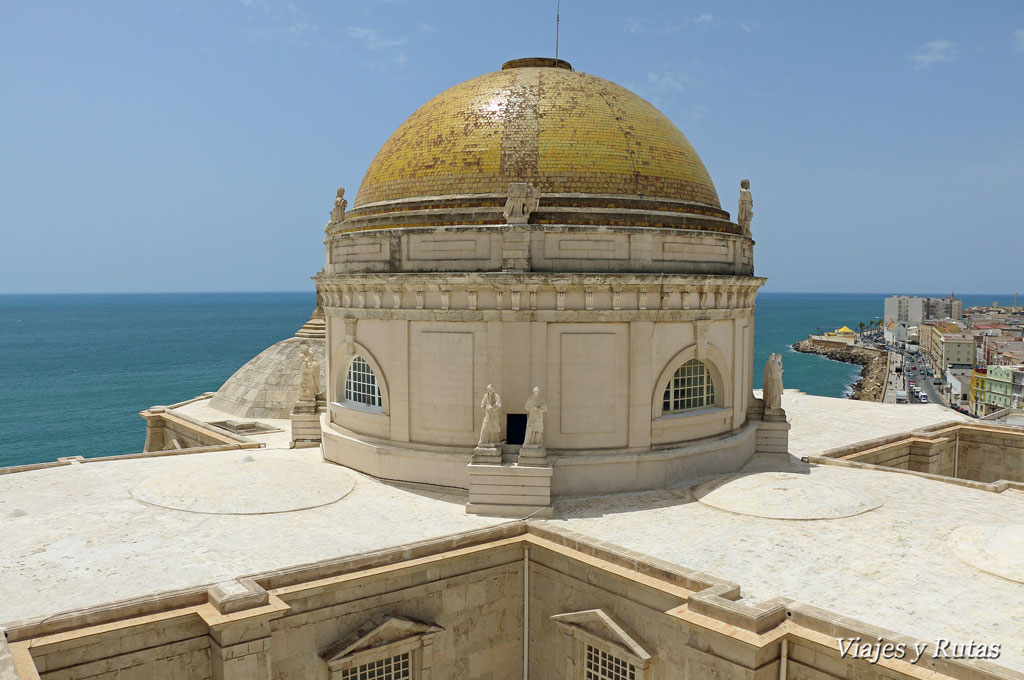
{"left": 506, "top": 414, "right": 527, "bottom": 445}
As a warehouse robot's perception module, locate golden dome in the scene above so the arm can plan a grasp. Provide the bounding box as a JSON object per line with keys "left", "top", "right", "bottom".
{"left": 356, "top": 60, "right": 719, "bottom": 207}
{"left": 339, "top": 60, "right": 737, "bottom": 234}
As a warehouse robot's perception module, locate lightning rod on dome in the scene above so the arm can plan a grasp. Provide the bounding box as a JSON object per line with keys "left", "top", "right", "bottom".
{"left": 555, "top": 0, "right": 560, "bottom": 61}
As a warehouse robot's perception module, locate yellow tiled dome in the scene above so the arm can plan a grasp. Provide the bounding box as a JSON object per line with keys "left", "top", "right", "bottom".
{"left": 353, "top": 59, "right": 721, "bottom": 210}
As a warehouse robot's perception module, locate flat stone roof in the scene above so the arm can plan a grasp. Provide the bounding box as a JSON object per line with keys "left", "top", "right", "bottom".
{"left": 0, "top": 446, "right": 505, "bottom": 626}
{"left": 544, "top": 458, "right": 1024, "bottom": 673}
{"left": 768, "top": 389, "right": 973, "bottom": 457}
{"left": 1, "top": 394, "right": 1020, "bottom": 673}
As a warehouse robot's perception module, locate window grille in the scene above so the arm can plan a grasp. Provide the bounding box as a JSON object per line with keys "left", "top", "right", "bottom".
{"left": 585, "top": 644, "right": 635, "bottom": 680}
{"left": 339, "top": 652, "right": 410, "bottom": 680}
{"left": 344, "top": 356, "right": 382, "bottom": 408}
{"left": 662, "top": 359, "right": 715, "bottom": 413}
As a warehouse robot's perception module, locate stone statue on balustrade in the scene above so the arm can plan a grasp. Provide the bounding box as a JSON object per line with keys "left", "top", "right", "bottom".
{"left": 737, "top": 179, "right": 753, "bottom": 236}
{"left": 519, "top": 387, "right": 548, "bottom": 464}
{"left": 330, "top": 188, "right": 347, "bottom": 224}
{"left": 763, "top": 352, "right": 784, "bottom": 412}
{"left": 291, "top": 345, "right": 323, "bottom": 447}
{"left": 299, "top": 345, "right": 322, "bottom": 403}
{"left": 477, "top": 385, "right": 503, "bottom": 448}
{"left": 503, "top": 182, "right": 540, "bottom": 225}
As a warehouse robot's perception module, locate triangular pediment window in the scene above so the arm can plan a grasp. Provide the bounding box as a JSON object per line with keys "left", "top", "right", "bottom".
{"left": 552, "top": 608, "right": 652, "bottom": 678}
{"left": 321, "top": 615, "right": 443, "bottom": 677}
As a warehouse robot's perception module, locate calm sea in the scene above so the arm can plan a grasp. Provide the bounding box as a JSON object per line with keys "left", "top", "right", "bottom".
{"left": 0, "top": 292, "right": 1014, "bottom": 468}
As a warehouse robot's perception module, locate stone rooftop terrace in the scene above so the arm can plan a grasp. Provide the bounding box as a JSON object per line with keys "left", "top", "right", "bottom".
{"left": 544, "top": 459, "right": 1024, "bottom": 673}
{"left": 1, "top": 393, "right": 1021, "bottom": 673}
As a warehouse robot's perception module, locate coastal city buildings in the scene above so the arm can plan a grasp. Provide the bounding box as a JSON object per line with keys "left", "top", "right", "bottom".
{"left": 879, "top": 299, "right": 1024, "bottom": 415}
{"left": 883, "top": 295, "right": 962, "bottom": 326}
{"left": 3, "top": 57, "right": 1024, "bottom": 680}
{"left": 931, "top": 332, "right": 975, "bottom": 374}
{"left": 883, "top": 320, "right": 907, "bottom": 346}
{"left": 970, "top": 365, "right": 1024, "bottom": 415}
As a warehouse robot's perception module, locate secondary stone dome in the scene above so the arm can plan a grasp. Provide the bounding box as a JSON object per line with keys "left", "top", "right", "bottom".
{"left": 340, "top": 59, "right": 733, "bottom": 234}
{"left": 208, "top": 310, "right": 326, "bottom": 419}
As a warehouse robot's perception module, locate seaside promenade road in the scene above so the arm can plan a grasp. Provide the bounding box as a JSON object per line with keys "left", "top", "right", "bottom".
{"left": 918, "top": 362, "right": 952, "bottom": 408}
{"left": 882, "top": 349, "right": 894, "bottom": 403}
{"left": 880, "top": 350, "right": 965, "bottom": 413}
{"left": 882, "top": 350, "right": 905, "bottom": 404}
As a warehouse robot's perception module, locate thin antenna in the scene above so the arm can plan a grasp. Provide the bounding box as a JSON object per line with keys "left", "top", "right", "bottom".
{"left": 555, "top": 0, "right": 561, "bottom": 61}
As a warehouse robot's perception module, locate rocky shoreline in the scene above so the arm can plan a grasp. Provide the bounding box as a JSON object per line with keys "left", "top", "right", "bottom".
{"left": 792, "top": 339, "right": 888, "bottom": 402}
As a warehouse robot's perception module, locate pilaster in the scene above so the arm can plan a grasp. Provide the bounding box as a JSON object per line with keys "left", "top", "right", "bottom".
{"left": 629, "top": 321, "right": 653, "bottom": 449}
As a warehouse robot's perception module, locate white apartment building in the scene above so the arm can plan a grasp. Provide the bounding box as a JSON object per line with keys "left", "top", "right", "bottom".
{"left": 884, "top": 295, "right": 963, "bottom": 326}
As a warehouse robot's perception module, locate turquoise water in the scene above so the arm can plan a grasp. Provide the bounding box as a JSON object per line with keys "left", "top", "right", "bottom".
{"left": 0, "top": 292, "right": 1014, "bottom": 468}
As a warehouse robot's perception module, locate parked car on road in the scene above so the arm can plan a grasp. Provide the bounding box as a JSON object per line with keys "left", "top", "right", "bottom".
{"left": 920, "top": 394, "right": 929, "bottom": 403}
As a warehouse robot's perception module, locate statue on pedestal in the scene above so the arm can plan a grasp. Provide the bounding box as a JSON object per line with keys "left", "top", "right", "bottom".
{"left": 738, "top": 179, "right": 753, "bottom": 236}
{"left": 291, "top": 345, "right": 323, "bottom": 447}
{"left": 503, "top": 182, "right": 540, "bottom": 225}
{"left": 477, "top": 385, "right": 503, "bottom": 447}
{"left": 299, "top": 345, "right": 321, "bottom": 402}
{"left": 523, "top": 387, "right": 547, "bottom": 448}
{"left": 763, "top": 353, "right": 784, "bottom": 411}
{"left": 330, "top": 188, "right": 347, "bottom": 224}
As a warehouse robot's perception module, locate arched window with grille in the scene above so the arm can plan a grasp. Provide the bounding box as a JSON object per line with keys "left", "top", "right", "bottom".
{"left": 662, "top": 359, "right": 715, "bottom": 414}
{"left": 344, "top": 356, "right": 382, "bottom": 409}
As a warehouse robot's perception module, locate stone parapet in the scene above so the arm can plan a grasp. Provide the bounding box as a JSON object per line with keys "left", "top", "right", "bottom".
{"left": 333, "top": 192, "right": 737, "bottom": 234}
{"left": 323, "top": 224, "right": 753, "bottom": 276}
{"left": 822, "top": 422, "right": 1024, "bottom": 484}
{"left": 6, "top": 523, "right": 1023, "bottom": 679}
{"left": 141, "top": 405, "right": 254, "bottom": 453}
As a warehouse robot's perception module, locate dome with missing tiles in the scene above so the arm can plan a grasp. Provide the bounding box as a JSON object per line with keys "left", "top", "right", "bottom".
{"left": 340, "top": 59, "right": 734, "bottom": 234}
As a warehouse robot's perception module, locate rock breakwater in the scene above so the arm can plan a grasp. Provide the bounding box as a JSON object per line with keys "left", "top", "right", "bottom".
{"left": 792, "top": 340, "right": 888, "bottom": 402}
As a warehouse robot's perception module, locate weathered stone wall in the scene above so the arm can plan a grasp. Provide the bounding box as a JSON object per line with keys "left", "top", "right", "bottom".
{"left": 528, "top": 542, "right": 780, "bottom": 680}
{"left": 141, "top": 408, "right": 251, "bottom": 453}
{"left": 321, "top": 287, "right": 760, "bottom": 496}
{"left": 28, "top": 613, "right": 212, "bottom": 680}
{"left": 957, "top": 428, "right": 1024, "bottom": 483}
{"left": 833, "top": 425, "right": 1022, "bottom": 483}
{"left": 271, "top": 546, "right": 524, "bottom": 680}
{"left": 8, "top": 531, "right": 1016, "bottom": 680}
{"left": 841, "top": 437, "right": 956, "bottom": 476}
{"left": 325, "top": 226, "right": 753, "bottom": 276}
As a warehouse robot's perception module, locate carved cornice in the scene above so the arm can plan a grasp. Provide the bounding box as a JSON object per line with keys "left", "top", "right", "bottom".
{"left": 315, "top": 274, "right": 765, "bottom": 319}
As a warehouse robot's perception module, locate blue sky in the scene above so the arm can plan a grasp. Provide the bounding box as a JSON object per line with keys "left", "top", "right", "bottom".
{"left": 2, "top": 1, "right": 1022, "bottom": 294}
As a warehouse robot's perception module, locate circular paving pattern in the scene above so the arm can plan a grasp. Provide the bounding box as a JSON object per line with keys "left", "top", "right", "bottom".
{"left": 693, "top": 471, "right": 882, "bottom": 520}
{"left": 132, "top": 456, "right": 355, "bottom": 515}
{"left": 947, "top": 524, "right": 1024, "bottom": 584}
